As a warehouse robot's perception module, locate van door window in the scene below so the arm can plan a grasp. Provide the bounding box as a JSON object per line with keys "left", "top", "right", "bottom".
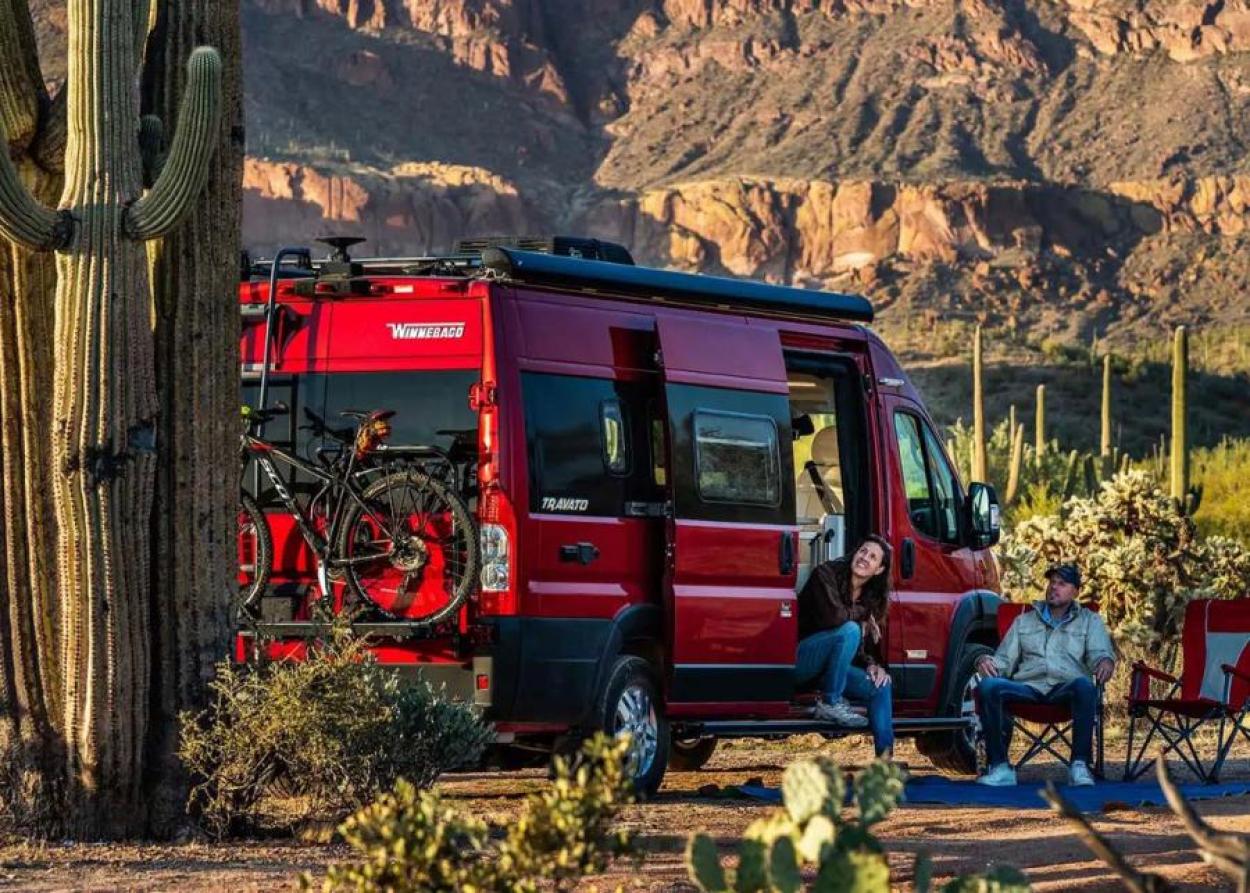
{"left": 894, "top": 411, "right": 960, "bottom": 544}
{"left": 922, "top": 426, "right": 961, "bottom": 543}
{"left": 693, "top": 410, "right": 780, "bottom": 506}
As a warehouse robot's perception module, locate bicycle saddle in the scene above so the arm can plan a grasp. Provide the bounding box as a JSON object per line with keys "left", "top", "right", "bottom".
{"left": 340, "top": 408, "right": 396, "bottom": 423}
{"left": 242, "top": 402, "right": 289, "bottom": 425}
{"left": 302, "top": 408, "right": 354, "bottom": 444}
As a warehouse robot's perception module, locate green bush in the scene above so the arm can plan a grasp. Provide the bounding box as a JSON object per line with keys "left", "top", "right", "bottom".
{"left": 317, "top": 734, "right": 633, "bottom": 892}
{"left": 1193, "top": 438, "right": 1250, "bottom": 543}
{"left": 179, "top": 627, "right": 491, "bottom": 836}
{"left": 685, "top": 757, "right": 1029, "bottom": 892}
{"left": 998, "top": 470, "right": 1250, "bottom": 648}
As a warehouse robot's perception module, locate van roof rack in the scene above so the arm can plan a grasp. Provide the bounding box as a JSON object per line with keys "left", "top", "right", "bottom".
{"left": 480, "top": 247, "right": 875, "bottom": 324}
{"left": 246, "top": 235, "right": 635, "bottom": 281}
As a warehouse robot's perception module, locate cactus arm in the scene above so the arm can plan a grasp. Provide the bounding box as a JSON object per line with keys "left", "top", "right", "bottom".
{"left": 1034, "top": 384, "right": 1046, "bottom": 467}
{"left": 1100, "top": 354, "right": 1112, "bottom": 458}
{"left": 1005, "top": 423, "right": 1024, "bottom": 505}
{"left": 1170, "top": 326, "right": 1188, "bottom": 502}
{"left": 138, "top": 114, "right": 165, "bottom": 188}
{"left": 124, "top": 47, "right": 221, "bottom": 241}
{"left": 0, "top": 117, "right": 68, "bottom": 250}
{"left": 0, "top": 0, "right": 46, "bottom": 149}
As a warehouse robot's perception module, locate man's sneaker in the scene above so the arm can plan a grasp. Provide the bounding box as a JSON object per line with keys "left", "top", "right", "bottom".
{"left": 976, "top": 762, "right": 1017, "bottom": 786}
{"left": 813, "top": 698, "right": 868, "bottom": 728}
{"left": 1068, "top": 760, "right": 1096, "bottom": 787}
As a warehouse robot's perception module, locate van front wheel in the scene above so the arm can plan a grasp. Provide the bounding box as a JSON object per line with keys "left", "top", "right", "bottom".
{"left": 916, "top": 644, "right": 992, "bottom": 776}
{"left": 594, "top": 655, "right": 670, "bottom": 797}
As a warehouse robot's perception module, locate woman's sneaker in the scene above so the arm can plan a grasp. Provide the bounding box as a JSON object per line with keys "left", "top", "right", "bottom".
{"left": 976, "top": 762, "right": 1017, "bottom": 786}
{"left": 813, "top": 698, "right": 868, "bottom": 728}
{"left": 1068, "top": 760, "right": 1096, "bottom": 787}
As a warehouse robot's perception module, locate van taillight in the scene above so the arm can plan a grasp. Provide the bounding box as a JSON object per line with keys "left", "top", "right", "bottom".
{"left": 479, "top": 522, "right": 510, "bottom": 592}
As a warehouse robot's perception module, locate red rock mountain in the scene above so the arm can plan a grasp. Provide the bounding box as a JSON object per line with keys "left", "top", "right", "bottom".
{"left": 24, "top": 0, "right": 1250, "bottom": 445}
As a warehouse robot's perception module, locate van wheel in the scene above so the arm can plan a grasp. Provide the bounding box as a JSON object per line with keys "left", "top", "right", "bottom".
{"left": 669, "top": 735, "right": 717, "bottom": 772}
{"left": 593, "top": 656, "right": 669, "bottom": 797}
{"left": 916, "top": 644, "right": 992, "bottom": 777}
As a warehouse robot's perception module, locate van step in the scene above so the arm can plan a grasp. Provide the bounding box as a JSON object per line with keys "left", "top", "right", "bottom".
{"left": 679, "top": 716, "right": 970, "bottom": 739}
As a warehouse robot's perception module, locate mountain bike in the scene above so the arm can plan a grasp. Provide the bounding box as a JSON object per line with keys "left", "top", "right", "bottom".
{"left": 236, "top": 403, "right": 479, "bottom": 625}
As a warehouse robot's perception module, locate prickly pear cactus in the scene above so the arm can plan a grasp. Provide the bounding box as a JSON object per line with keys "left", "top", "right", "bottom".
{"left": 854, "top": 762, "right": 906, "bottom": 827}
{"left": 782, "top": 756, "right": 844, "bottom": 824}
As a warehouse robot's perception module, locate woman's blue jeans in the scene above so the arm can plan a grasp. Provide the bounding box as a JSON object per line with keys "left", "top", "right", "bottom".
{"left": 795, "top": 624, "right": 895, "bottom": 756}
{"left": 795, "top": 623, "right": 861, "bottom": 702}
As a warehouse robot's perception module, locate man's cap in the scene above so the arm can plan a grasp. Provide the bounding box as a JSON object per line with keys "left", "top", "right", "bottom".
{"left": 1045, "top": 563, "right": 1081, "bottom": 588}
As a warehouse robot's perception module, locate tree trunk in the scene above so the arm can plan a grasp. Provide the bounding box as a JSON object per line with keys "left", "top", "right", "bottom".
{"left": 142, "top": 0, "right": 242, "bottom": 836}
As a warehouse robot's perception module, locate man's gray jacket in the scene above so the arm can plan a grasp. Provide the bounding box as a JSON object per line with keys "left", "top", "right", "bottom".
{"left": 990, "top": 601, "right": 1116, "bottom": 691}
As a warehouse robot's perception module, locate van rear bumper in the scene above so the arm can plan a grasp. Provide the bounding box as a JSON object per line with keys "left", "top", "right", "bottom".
{"left": 484, "top": 616, "right": 616, "bottom": 726}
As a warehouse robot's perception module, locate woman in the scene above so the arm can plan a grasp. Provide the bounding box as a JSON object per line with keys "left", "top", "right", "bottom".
{"left": 794, "top": 534, "right": 896, "bottom": 759}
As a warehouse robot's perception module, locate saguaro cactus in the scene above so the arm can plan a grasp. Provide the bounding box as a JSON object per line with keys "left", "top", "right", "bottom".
{"left": 1034, "top": 384, "right": 1046, "bottom": 466}
{"left": 1005, "top": 423, "right": 1024, "bottom": 506}
{"left": 0, "top": 0, "right": 221, "bottom": 835}
{"left": 972, "top": 324, "right": 987, "bottom": 483}
{"left": 1170, "top": 325, "right": 1188, "bottom": 503}
{"left": 1100, "top": 354, "right": 1112, "bottom": 459}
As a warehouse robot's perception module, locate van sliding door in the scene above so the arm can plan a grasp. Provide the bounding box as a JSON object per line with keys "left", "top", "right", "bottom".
{"left": 657, "top": 315, "right": 798, "bottom": 713}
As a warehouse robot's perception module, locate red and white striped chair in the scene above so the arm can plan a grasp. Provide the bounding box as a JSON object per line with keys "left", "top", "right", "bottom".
{"left": 1124, "top": 598, "right": 1250, "bottom": 783}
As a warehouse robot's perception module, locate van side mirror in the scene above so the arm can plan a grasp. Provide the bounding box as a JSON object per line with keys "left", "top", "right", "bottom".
{"left": 966, "top": 482, "right": 1000, "bottom": 549}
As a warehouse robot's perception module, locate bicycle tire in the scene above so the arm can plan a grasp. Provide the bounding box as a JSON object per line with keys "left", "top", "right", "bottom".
{"left": 236, "top": 491, "right": 272, "bottom": 620}
{"left": 336, "top": 469, "right": 479, "bottom": 624}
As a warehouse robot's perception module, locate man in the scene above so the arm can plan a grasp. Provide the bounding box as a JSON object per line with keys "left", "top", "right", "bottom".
{"left": 976, "top": 563, "right": 1115, "bottom": 787}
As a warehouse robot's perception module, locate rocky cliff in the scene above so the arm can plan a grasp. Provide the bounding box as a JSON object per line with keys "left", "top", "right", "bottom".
{"left": 24, "top": 0, "right": 1250, "bottom": 444}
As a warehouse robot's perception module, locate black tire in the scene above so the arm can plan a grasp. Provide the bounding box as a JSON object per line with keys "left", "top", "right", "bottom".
{"left": 592, "top": 655, "right": 670, "bottom": 798}
{"left": 236, "top": 491, "right": 271, "bottom": 622}
{"left": 337, "top": 469, "right": 479, "bottom": 624}
{"left": 916, "top": 644, "right": 993, "bottom": 777}
{"left": 668, "top": 735, "right": 718, "bottom": 772}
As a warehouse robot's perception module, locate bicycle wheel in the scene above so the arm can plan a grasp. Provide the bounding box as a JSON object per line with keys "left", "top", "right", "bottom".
{"left": 336, "top": 469, "right": 479, "bottom": 624}
{"left": 236, "top": 491, "right": 272, "bottom": 621}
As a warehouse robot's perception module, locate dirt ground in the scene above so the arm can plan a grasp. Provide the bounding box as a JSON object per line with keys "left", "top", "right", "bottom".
{"left": 2, "top": 735, "right": 1248, "bottom": 892}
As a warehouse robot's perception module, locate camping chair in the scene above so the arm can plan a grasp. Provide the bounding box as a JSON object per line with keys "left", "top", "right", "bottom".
{"left": 986, "top": 601, "right": 1106, "bottom": 777}
{"left": 1124, "top": 598, "right": 1250, "bottom": 783}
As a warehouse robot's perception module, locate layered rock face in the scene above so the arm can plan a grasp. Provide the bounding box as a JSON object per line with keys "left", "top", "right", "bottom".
{"left": 28, "top": 0, "right": 1250, "bottom": 347}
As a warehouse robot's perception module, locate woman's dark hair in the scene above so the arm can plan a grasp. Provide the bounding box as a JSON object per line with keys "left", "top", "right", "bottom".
{"left": 850, "top": 534, "right": 893, "bottom": 622}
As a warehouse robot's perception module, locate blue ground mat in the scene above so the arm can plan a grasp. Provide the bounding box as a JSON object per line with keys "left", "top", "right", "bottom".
{"left": 737, "top": 776, "right": 1250, "bottom": 812}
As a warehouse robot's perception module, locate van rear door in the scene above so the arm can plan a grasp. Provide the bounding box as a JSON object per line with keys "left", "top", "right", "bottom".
{"left": 656, "top": 314, "right": 798, "bottom": 713}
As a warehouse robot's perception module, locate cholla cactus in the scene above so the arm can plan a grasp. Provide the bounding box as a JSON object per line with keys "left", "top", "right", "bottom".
{"left": 1000, "top": 470, "right": 1250, "bottom": 647}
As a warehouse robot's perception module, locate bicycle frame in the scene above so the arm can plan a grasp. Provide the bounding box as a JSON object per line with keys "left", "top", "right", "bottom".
{"left": 242, "top": 431, "right": 398, "bottom": 595}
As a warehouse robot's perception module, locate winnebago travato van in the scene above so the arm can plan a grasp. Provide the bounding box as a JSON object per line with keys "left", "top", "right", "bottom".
{"left": 237, "top": 236, "right": 1003, "bottom": 793}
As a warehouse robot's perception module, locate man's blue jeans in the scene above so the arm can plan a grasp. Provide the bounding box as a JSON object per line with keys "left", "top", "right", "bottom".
{"left": 795, "top": 623, "right": 895, "bottom": 756}
{"left": 977, "top": 675, "right": 1097, "bottom": 767}
{"left": 795, "top": 623, "right": 860, "bottom": 703}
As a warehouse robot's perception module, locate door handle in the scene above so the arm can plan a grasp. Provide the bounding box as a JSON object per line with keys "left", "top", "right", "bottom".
{"left": 779, "top": 531, "right": 795, "bottom": 575}
{"left": 560, "top": 542, "right": 600, "bottom": 565}
{"left": 901, "top": 537, "right": 915, "bottom": 580}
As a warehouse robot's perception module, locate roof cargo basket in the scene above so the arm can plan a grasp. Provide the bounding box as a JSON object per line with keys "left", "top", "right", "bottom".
{"left": 455, "top": 235, "right": 634, "bottom": 266}
{"left": 480, "top": 247, "right": 874, "bottom": 323}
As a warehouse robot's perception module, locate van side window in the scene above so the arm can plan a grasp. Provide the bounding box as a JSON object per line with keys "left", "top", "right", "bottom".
{"left": 694, "top": 410, "right": 780, "bottom": 506}
{"left": 893, "top": 411, "right": 960, "bottom": 544}
{"left": 648, "top": 402, "right": 667, "bottom": 487}
{"left": 600, "top": 399, "right": 628, "bottom": 475}
{"left": 522, "top": 372, "right": 659, "bottom": 516}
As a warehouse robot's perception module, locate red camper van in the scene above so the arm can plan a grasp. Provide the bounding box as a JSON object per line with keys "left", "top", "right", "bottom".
{"left": 237, "top": 236, "right": 1004, "bottom": 793}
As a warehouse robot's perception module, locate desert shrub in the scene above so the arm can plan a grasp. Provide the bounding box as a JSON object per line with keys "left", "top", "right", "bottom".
{"left": 179, "top": 628, "right": 491, "bottom": 835}
{"left": 685, "top": 757, "right": 1029, "bottom": 892}
{"left": 998, "top": 470, "right": 1250, "bottom": 649}
{"left": 317, "top": 733, "right": 633, "bottom": 892}
{"left": 1192, "top": 437, "right": 1250, "bottom": 543}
